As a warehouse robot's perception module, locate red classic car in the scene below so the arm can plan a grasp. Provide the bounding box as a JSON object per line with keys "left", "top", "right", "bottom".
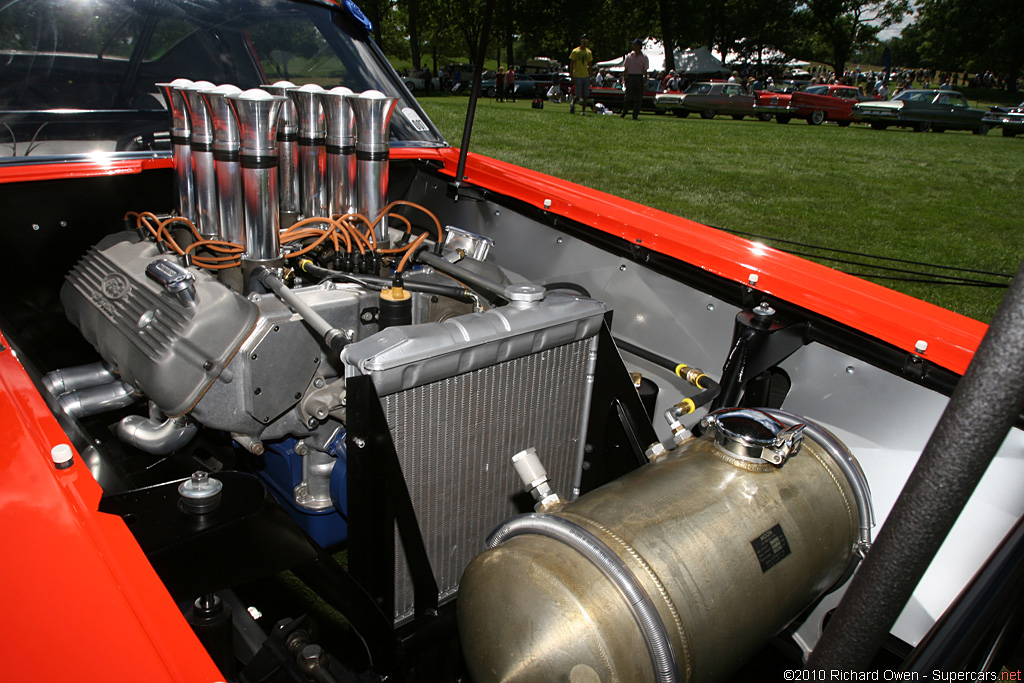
{"left": 2, "top": 0, "right": 1023, "bottom": 682}
{"left": 784, "top": 84, "right": 867, "bottom": 125}
{"left": 586, "top": 78, "right": 664, "bottom": 113}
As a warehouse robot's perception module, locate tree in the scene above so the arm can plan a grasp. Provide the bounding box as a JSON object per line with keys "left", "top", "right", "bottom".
{"left": 789, "top": 0, "right": 910, "bottom": 76}
{"left": 916, "top": 0, "right": 1024, "bottom": 92}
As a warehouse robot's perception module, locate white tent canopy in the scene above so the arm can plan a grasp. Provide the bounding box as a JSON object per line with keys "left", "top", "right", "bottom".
{"left": 595, "top": 40, "right": 729, "bottom": 76}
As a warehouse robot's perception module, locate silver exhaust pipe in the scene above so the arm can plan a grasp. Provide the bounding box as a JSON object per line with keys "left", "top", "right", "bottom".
{"left": 288, "top": 84, "right": 327, "bottom": 219}
{"left": 117, "top": 402, "right": 198, "bottom": 456}
{"left": 350, "top": 90, "right": 398, "bottom": 246}
{"left": 180, "top": 81, "right": 220, "bottom": 239}
{"left": 42, "top": 361, "right": 118, "bottom": 396}
{"left": 227, "top": 88, "right": 287, "bottom": 274}
{"left": 57, "top": 381, "right": 138, "bottom": 419}
{"left": 202, "top": 84, "right": 244, "bottom": 248}
{"left": 261, "top": 81, "right": 301, "bottom": 227}
{"left": 316, "top": 86, "right": 357, "bottom": 218}
{"left": 156, "top": 79, "right": 196, "bottom": 224}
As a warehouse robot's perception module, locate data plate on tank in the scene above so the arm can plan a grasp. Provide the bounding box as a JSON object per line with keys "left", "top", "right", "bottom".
{"left": 341, "top": 292, "right": 606, "bottom": 395}
{"left": 751, "top": 523, "right": 792, "bottom": 572}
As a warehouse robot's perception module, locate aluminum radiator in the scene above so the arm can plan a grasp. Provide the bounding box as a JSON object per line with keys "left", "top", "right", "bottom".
{"left": 341, "top": 290, "right": 606, "bottom": 623}
{"left": 384, "top": 336, "right": 598, "bottom": 622}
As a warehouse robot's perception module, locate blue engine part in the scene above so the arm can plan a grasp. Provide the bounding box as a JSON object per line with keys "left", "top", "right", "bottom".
{"left": 257, "top": 430, "right": 349, "bottom": 548}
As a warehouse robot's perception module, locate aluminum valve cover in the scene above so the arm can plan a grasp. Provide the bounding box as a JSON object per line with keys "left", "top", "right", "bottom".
{"left": 61, "top": 232, "right": 259, "bottom": 416}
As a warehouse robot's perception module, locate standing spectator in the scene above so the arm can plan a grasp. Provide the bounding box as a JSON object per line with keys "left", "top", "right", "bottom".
{"left": 876, "top": 80, "right": 889, "bottom": 99}
{"left": 569, "top": 34, "right": 594, "bottom": 115}
{"left": 495, "top": 66, "right": 506, "bottom": 102}
{"left": 506, "top": 65, "right": 516, "bottom": 102}
{"left": 423, "top": 65, "right": 432, "bottom": 95}
{"left": 620, "top": 38, "right": 648, "bottom": 120}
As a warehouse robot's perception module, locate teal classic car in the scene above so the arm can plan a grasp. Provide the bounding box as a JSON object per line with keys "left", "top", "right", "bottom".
{"left": 852, "top": 89, "right": 990, "bottom": 134}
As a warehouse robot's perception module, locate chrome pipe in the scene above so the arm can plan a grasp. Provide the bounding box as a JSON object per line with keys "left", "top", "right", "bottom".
{"left": 227, "top": 89, "right": 286, "bottom": 267}
{"left": 261, "top": 81, "right": 300, "bottom": 226}
{"left": 117, "top": 403, "right": 198, "bottom": 456}
{"left": 42, "top": 361, "right": 118, "bottom": 396}
{"left": 156, "top": 79, "right": 196, "bottom": 224}
{"left": 316, "top": 86, "right": 357, "bottom": 218}
{"left": 57, "top": 381, "right": 138, "bottom": 418}
{"left": 180, "top": 81, "right": 220, "bottom": 239}
{"left": 203, "top": 84, "right": 244, "bottom": 247}
{"left": 288, "top": 84, "right": 327, "bottom": 218}
{"left": 350, "top": 90, "right": 398, "bottom": 245}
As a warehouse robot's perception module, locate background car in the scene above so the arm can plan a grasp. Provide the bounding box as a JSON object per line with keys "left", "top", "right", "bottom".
{"left": 661, "top": 81, "right": 769, "bottom": 121}
{"left": 852, "top": 89, "right": 990, "bottom": 134}
{"left": 787, "top": 84, "right": 867, "bottom": 126}
{"left": 479, "top": 73, "right": 537, "bottom": 99}
{"left": 983, "top": 101, "right": 1024, "bottom": 137}
{"left": 589, "top": 78, "right": 663, "bottom": 113}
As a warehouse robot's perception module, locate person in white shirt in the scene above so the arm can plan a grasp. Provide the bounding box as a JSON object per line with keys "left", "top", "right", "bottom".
{"left": 620, "top": 39, "right": 649, "bottom": 120}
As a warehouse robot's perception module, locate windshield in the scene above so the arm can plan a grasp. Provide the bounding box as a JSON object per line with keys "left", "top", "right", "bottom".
{"left": 0, "top": 0, "right": 444, "bottom": 158}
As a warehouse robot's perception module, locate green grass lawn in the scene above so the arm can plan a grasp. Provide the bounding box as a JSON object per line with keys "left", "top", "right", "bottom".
{"left": 418, "top": 95, "right": 1024, "bottom": 322}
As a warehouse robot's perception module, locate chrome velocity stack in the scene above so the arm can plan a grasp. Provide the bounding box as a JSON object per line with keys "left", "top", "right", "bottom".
{"left": 261, "top": 81, "right": 300, "bottom": 227}
{"left": 202, "top": 84, "right": 244, "bottom": 247}
{"left": 316, "top": 86, "right": 357, "bottom": 218}
{"left": 350, "top": 90, "right": 398, "bottom": 246}
{"left": 156, "top": 78, "right": 196, "bottom": 225}
{"left": 227, "top": 89, "right": 286, "bottom": 274}
{"left": 180, "top": 81, "right": 220, "bottom": 239}
{"left": 288, "top": 83, "right": 327, "bottom": 219}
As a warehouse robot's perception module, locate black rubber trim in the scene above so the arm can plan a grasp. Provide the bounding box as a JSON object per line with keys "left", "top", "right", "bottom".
{"left": 212, "top": 149, "right": 239, "bottom": 163}
{"left": 357, "top": 149, "right": 389, "bottom": 162}
{"left": 189, "top": 141, "right": 214, "bottom": 153}
{"left": 240, "top": 155, "right": 278, "bottom": 169}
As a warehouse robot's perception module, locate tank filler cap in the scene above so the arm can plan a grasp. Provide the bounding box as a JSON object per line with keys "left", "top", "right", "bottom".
{"left": 504, "top": 283, "right": 546, "bottom": 308}
{"left": 700, "top": 408, "right": 805, "bottom": 466}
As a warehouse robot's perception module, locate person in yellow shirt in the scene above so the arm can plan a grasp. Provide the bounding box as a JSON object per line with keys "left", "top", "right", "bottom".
{"left": 569, "top": 35, "right": 594, "bottom": 115}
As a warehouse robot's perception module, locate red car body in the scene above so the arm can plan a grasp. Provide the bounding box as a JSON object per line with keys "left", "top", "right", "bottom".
{"left": 787, "top": 84, "right": 867, "bottom": 125}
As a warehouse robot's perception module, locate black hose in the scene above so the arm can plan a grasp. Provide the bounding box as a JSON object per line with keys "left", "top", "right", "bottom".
{"left": 807, "top": 255, "right": 1024, "bottom": 671}
{"left": 299, "top": 260, "right": 474, "bottom": 303}
{"left": 614, "top": 337, "right": 721, "bottom": 411}
{"left": 414, "top": 249, "right": 508, "bottom": 303}
{"left": 545, "top": 281, "right": 592, "bottom": 297}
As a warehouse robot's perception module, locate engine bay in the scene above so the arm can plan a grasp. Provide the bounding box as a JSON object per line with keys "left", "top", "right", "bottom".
{"left": 0, "top": 70, "right": 1021, "bottom": 682}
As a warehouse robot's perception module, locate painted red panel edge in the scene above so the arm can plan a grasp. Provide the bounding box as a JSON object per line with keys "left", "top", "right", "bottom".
{"left": 393, "top": 146, "right": 986, "bottom": 376}
{"left": 0, "top": 155, "right": 172, "bottom": 184}
{"left": 0, "top": 332, "right": 223, "bottom": 683}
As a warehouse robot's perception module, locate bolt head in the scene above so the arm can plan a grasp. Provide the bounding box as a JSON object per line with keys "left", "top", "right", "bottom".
{"left": 645, "top": 442, "right": 668, "bottom": 460}
{"left": 915, "top": 339, "right": 928, "bottom": 354}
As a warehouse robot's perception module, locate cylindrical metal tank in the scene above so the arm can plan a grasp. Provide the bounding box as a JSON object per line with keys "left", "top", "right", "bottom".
{"left": 458, "top": 409, "right": 868, "bottom": 683}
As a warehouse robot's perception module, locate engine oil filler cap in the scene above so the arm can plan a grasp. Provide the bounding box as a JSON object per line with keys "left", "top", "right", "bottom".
{"left": 700, "top": 408, "right": 805, "bottom": 466}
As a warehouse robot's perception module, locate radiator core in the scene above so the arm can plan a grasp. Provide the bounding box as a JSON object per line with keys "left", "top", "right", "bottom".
{"left": 382, "top": 336, "right": 598, "bottom": 623}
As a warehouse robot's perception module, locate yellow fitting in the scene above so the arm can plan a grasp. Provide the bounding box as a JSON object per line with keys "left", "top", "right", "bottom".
{"left": 674, "top": 363, "right": 689, "bottom": 378}
{"left": 676, "top": 398, "right": 696, "bottom": 416}
{"left": 381, "top": 286, "right": 411, "bottom": 302}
